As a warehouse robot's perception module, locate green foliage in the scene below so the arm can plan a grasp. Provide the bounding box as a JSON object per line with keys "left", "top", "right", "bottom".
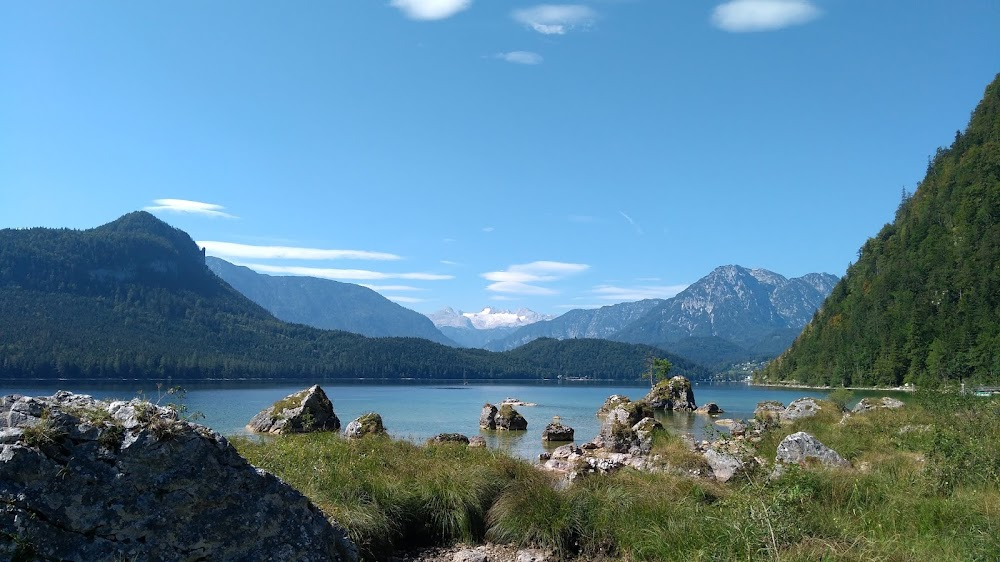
{"left": 0, "top": 213, "right": 709, "bottom": 382}
{"left": 826, "top": 388, "right": 855, "bottom": 411}
{"left": 236, "top": 393, "right": 1000, "bottom": 561}
{"left": 759, "top": 73, "right": 1000, "bottom": 388}
{"left": 647, "top": 357, "right": 672, "bottom": 386}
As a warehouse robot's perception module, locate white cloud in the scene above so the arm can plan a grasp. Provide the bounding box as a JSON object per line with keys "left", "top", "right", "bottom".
{"left": 711, "top": 0, "right": 821, "bottom": 32}
{"left": 619, "top": 211, "right": 642, "bottom": 235}
{"left": 591, "top": 284, "right": 689, "bottom": 301}
{"left": 512, "top": 4, "right": 597, "bottom": 35}
{"left": 237, "top": 263, "right": 453, "bottom": 281}
{"left": 144, "top": 199, "right": 236, "bottom": 219}
{"left": 199, "top": 241, "right": 400, "bottom": 261}
{"left": 391, "top": 0, "right": 470, "bottom": 20}
{"left": 360, "top": 284, "right": 425, "bottom": 292}
{"left": 486, "top": 281, "right": 558, "bottom": 296}
{"left": 496, "top": 51, "right": 543, "bottom": 65}
{"left": 482, "top": 226, "right": 496, "bottom": 232}
{"left": 482, "top": 260, "right": 588, "bottom": 295}
{"left": 385, "top": 295, "right": 425, "bottom": 304}
{"left": 440, "top": 260, "right": 458, "bottom": 266}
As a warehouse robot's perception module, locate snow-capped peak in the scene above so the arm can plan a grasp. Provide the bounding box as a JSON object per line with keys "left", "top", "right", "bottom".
{"left": 461, "top": 307, "right": 553, "bottom": 330}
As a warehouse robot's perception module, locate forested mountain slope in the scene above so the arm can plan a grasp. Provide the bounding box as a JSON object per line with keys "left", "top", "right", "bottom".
{"left": 758, "top": 73, "right": 1000, "bottom": 387}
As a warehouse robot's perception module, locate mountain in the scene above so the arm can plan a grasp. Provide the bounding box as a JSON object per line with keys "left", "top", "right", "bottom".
{"left": 484, "top": 299, "right": 666, "bottom": 352}
{"left": 426, "top": 307, "right": 552, "bottom": 348}
{"left": 759, "top": 73, "right": 1000, "bottom": 388}
{"left": 206, "top": 257, "right": 455, "bottom": 346}
{"left": 613, "top": 266, "right": 839, "bottom": 352}
{"left": 0, "top": 212, "right": 692, "bottom": 381}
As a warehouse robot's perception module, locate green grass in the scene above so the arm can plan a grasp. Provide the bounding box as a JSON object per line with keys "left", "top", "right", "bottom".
{"left": 233, "top": 393, "right": 1000, "bottom": 561}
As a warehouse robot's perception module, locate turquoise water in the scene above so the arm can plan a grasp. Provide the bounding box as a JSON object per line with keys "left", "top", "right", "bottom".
{"left": 0, "top": 380, "right": 897, "bottom": 460}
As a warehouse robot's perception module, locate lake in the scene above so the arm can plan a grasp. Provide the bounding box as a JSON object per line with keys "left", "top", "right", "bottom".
{"left": 0, "top": 380, "right": 899, "bottom": 460}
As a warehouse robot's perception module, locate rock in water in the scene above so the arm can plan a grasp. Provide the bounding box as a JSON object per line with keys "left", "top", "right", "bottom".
{"left": 643, "top": 376, "right": 697, "bottom": 411}
{"left": 496, "top": 404, "right": 528, "bottom": 430}
{"left": 247, "top": 384, "right": 341, "bottom": 434}
{"left": 479, "top": 403, "right": 499, "bottom": 430}
{"left": 541, "top": 422, "right": 574, "bottom": 442}
{"left": 428, "top": 433, "right": 470, "bottom": 445}
{"left": 343, "top": 412, "right": 386, "bottom": 439}
{"left": 695, "top": 403, "right": 724, "bottom": 415}
{"left": 596, "top": 394, "right": 632, "bottom": 416}
{"left": 0, "top": 392, "right": 357, "bottom": 562}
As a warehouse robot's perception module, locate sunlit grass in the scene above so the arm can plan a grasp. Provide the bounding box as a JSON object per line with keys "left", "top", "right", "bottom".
{"left": 233, "top": 393, "right": 1000, "bottom": 561}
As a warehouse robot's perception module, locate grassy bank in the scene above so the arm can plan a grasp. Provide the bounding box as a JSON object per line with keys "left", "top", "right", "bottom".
{"left": 233, "top": 392, "right": 1000, "bottom": 561}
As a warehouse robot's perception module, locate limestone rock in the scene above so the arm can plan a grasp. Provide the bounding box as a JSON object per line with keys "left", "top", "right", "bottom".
{"left": 541, "top": 422, "right": 574, "bottom": 442}
{"left": 695, "top": 402, "right": 724, "bottom": 415}
{"left": 343, "top": 412, "right": 386, "bottom": 439}
{"left": 782, "top": 397, "right": 822, "bottom": 422}
{"left": 597, "top": 394, "right": 632, "bottom": 416}
{"left": 494, "top": 404, "right": 528, "bottom": 431}
{"left": 0, "top": 392, "right": 357, "bottom": 562}
{"left": 852, "top": 396, "right": 905, "bottom": 414}
{"left": 429, "top": 433, "right": 470, "bottom": 445}
{"left": 774, "top": 431, "right": 849, "bottom": 472}
{"left": 704, "top": 448, "right": 745, "bottom": 482}
{"left": 754, "top": 400, "right": 785, "bottom": 422}
{"left": 479, "top": 403, "right": 498, "bottom": 430}
{"left": 468, "top": 436, "right": 487, "bottom": 448}
{"left": 247, "top": 385, "right": 341, "bottom": 434}
{"left": 643, "top": 376, "right": 697, "bottom": 411}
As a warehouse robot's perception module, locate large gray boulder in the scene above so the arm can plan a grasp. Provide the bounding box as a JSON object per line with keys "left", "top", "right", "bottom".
{"left": 704, "top": 449, "right": 745, "bottom": 483}
{"left": 852, "top": 396, "right": 905, "bottom": 414}
{"left": 774, "top": 431, "right": 849, "bottom": 473}
{"left": 0, "top": 392, "right": 357, "bottom": 562}
{"left": 643, "top": 376, "right": 697, "bottom": 411}
{"left": 494, "top": 404, "right": 528, "bottom": 431}
{"left": 596, "top": 394, "right": 632, "bottom": 416}
{"left": 541, "top": 421, "right": 574, "bottom": 442}
{"left": 479, "top": 403, "right": 498, "bottom": 430}
{"left": 343, "top": 412, "right": 386, "bottom": 439}
{"left": 782, "top": 397, "right": 823, "bottom": 422}
{"left": 247, "top": 385, "right": 341, "bottom": 434}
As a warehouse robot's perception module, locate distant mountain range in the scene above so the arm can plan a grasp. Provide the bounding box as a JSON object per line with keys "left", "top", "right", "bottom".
{"left": 447, "top": 266, "right": 838, "bottom": 371}
{"left": 0, "top": 211, "right": 701, "bottom": 381}
{"left": 207, "top": 257, "right": 456, "bottom": 346}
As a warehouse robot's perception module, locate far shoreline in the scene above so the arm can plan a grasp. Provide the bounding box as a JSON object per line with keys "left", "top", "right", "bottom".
{"left": 749, "top": 381, "right": 916, "bottom": 392}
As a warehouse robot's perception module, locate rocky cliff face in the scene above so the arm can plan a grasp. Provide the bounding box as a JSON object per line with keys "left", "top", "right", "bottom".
{"left": 0, "top": 391, "right": 357, "bottom": 562}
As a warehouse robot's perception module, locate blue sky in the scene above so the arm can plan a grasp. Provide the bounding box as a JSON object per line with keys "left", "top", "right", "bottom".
{"left": 2, "top": 1, "right": 998, "bottom": 316}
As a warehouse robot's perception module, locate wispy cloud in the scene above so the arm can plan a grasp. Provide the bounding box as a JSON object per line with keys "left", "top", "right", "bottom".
{"left": 482, "top": 226, "right": 496, "bottom": 232}
{"left": 482, "top": 260, "right": 589, "bottom": 295}
{"left": 385, "top": 295, "right": 425, "bottom": 304}
{"left": 513, "top": 5, "right": 597, "bottom": 35}
{"left": 619, "top": 211, "right": 642, "bottom": 235}
{"left": 495, "top": 51, "right": 543, "bottom": 65}
{"left": 591, "top": 284, "right": 689, "bottom": 302}
{"left": 145, "top": 199, "right": 236, "bottom": 219}
{"left": 237, "top": 263, "right": 453, "bottom": 281}
{"left": 711, "top": 0, "right": 821, "bottom": 32}
{"left": 391, "top": 0, "right": 471, "bottom": 20}
{"left": 199, "top": 241, "right": 400, "bottom": 261}
{"left": 440, "top": 260, "right": 458, "bottom": 266}
{"left": 360, "top": 284, "right": 425, "bottom": 292}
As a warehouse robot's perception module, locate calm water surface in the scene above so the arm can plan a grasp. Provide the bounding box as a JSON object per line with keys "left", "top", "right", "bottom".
{"left": 0, "top": 380, "right": 898, "bottom": 460}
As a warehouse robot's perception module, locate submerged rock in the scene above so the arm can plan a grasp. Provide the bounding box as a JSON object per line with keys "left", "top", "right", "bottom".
{"left": 695, "top": 402, "right": 724, "bottom": 415}
{"left": 247, "top": 385, "right": 341, "bottom": 434}
{"left": 344, "top": 412, "right": 386, "bottom": 439}
{"left": 0, "top": 392, "right": 357, "bottom": 562}
{"left": 643, "top": 376, "right": 697, "bottom": 411}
